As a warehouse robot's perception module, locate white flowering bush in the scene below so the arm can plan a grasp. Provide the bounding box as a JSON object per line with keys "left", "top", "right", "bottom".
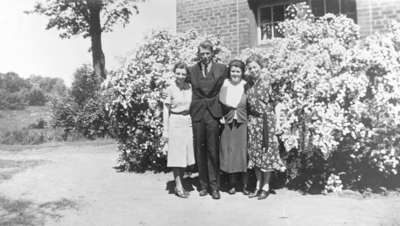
{"left": 241, "top": 4, "right": 400, "bottom": 191}
{"left": 102, "top": 3, "right": 400, "bottom": 191}
{"left": 338, "top": 21, "right": 400, "bottom": 189}
{"left": 370, "top": 149, "right": 399, "bottom": 175}
{"left": 104, "top": 30, "right": 230, "bottom": 171}
{"left": 324, "top": 173, "right": 343, "bottom": 194}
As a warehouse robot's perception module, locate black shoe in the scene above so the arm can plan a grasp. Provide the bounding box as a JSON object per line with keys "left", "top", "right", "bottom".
{"left": 248, "top": 190, "right": 259, "bottom": 198}
{"left": 199, "top": 189, "right": 208, "bottom": 197}
{"left": 242, "top": 188, "right": 250, "bottom": 195}
{"left": 258, "top": 190, "right": 270, "bottom": 200}
{"left": 228, "top": 187, "right": 236, "bottom": 195}
{"left": 174, "top": 188, "right": 188, "bottom": 199}
{"left": 211, "top": 190, "right": 221, "bottom": 199}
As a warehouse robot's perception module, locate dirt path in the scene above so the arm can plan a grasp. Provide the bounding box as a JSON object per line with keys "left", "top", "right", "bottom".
{"left": 0, "top": 141, "right": 399, "bottom": 226}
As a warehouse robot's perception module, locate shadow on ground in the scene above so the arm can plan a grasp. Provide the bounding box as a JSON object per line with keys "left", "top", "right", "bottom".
{"left": 0, "top": 159, "right": 48, "bottom": 183}
{"left": 0, "top": 158, "right": 79, "bottom": 226}
{"left": 0, "top": 196, "right": 79, "bottom": 226}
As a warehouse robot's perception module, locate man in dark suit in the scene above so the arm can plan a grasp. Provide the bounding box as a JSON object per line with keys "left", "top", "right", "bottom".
{"left": 187, "top": 40, "right": 227, "bottom": 199}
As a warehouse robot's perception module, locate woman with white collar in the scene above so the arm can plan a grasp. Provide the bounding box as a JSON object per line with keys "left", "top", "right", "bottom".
{"left": 219, "top": 59, "right": 250, "bottom": 195}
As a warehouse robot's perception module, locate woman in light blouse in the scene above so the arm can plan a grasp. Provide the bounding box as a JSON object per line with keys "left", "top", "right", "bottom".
{"left": 163, "top": 62, "right": 195, "bottom": 198}
{"left": 219, "top": 59, "right": 250, "bottom": 195}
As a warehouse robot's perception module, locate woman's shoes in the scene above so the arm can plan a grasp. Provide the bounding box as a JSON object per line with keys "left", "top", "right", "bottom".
{"left": 248, "top": 190, "right": 270, "bottom": 199}
{"left": 228, "top": 187, "right": 236, "bottom": 195}
{"left": 242, "top": 188, "right": 250, "bottom": 195}
{"left": 248, "top": 190, "right": 259, "bottom": 198}
{"left": 199, "top": 189, "right": 208, "bottom": 197}
{"left": 174, "top": 187, "right": 188, "bottom": 198}
{"left": 257, "top": 190, "right": 270, "bottom": 200}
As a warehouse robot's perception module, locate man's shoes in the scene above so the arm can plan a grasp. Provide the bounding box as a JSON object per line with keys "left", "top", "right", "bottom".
{"left": 248, "top": 190, "right": 259, "bottom": 198}
{"left": 199, "top": 189, "right": 208, "bottom": 197}
{"left": 211, "top": 190, "right": 221, "bottom": 199}
{"left": 228, "top": 187, "right": 236, "bottom": 195}
{"left": 258, "top": 190, "right": 270, "bottom": 200}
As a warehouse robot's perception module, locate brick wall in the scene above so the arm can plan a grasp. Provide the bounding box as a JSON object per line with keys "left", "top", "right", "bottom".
{"left": 177, "top": 0, "right": 400, "bottom": 55}
{"left": 357, "top": 0, "right": 400, "bottom": 36}
{"left": 176, "top": 0, "right": 255, "bottom": 55}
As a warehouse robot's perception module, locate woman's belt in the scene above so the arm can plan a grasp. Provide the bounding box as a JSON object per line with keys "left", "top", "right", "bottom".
{"left": 170, "top": 110, "right": 190, "bottom": 115}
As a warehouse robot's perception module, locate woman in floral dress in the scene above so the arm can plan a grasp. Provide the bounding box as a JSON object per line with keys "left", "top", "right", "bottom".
{"left": 246, "top": 55, "right": 286, "bottom": 200}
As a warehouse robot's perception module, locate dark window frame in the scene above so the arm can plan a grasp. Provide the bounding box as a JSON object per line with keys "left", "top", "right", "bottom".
{"left": 256, "top": 0, "right": 357, "bottom": 43}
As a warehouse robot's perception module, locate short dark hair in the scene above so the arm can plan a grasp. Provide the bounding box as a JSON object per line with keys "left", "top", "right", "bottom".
{"left": 228, "top": 59, "right": 245, "bottom": 79}
{"left": 197, "top": 40, "right": 214, "bottom": 54}
{"left": 245, "top": 54, "right": 264, "bottom": 67}
{"left": 173, "top": 62, "right": 189, "bottom": 73}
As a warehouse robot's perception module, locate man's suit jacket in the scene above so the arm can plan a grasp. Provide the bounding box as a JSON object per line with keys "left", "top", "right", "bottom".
{"left": 187, "top": 62, "right": 228, "bottom": 122}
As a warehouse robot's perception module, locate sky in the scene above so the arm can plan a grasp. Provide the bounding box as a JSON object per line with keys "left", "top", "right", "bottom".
{"left": 0, "top": 0, "right": 176, "bottom": 86}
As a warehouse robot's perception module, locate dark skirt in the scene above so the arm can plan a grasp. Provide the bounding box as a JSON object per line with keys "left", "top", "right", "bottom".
{"left": 220, "top": 120, "right": 247, "bottom": 173}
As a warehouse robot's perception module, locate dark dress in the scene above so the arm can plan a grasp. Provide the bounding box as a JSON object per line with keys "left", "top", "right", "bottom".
{"left": 219, "top": 91, "right": 248, "bottom": 173}
{"left": 247, "top": 79, "right": 285, "bottom": 172}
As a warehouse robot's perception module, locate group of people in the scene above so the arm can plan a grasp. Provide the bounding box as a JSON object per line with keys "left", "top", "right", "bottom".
{"left": 162, "top": 40, "right": 285, "bottom": 200}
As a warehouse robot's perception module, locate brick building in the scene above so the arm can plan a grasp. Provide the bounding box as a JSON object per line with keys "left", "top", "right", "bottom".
{"left": 176, "top": 0, "right": 400, "bottom": 54}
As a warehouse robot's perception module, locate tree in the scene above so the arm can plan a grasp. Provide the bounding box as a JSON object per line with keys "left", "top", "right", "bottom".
{"left": 71, "top": 64, "right": 103, "bottom": 106}
{"left": 28, "top": 75, "right": 68, "bottom": 98}
{"left": 28, "top": 0, "right": 141, "bottom": 79}
{"left": 0, "top": 72, "right": 31, "bottom": 93}
{"left": 0, "top": 72, "right": 31, "bottom": 110}
{"left": 27, "top": 88, "right": 47, "bottom": 106}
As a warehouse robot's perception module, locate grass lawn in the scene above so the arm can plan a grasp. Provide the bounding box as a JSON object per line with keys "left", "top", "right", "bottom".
{"left": 0, "top": 106, "right": 65, "bottom": 145}
{"left": 0, "top": 106, "right": 52, "bottom": 134}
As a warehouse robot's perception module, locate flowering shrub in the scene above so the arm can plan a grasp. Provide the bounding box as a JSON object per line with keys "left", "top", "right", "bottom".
{"left": 105, "top": 30, "right": 230, "bottom": 171}
{"left": 241, "top": 5, "right": 400, "bottom": 191}
{"left": 104, "top": 3, "right": 400, "bottom": 191}
{"left": 370, "top": 149, "right": 399, "bottom": 175}
{"left": 336, "top": 21, "right": 400, "bottom": 189}
{"left": 324, "top": 173, "right": 343, "bottom": 193}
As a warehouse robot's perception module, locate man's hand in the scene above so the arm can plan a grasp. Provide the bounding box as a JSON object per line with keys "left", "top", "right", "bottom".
{"left": 160, "top": 91, "right": 168, "bottom": 99}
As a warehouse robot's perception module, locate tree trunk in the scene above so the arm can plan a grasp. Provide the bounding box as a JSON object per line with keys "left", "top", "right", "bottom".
{"left": 88, "top": 1, "right": 106, "bottom": 79}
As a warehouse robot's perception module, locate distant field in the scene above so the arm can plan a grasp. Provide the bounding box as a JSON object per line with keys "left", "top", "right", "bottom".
{"left": 0, "top": 106, "right": 52, "bottom": 134}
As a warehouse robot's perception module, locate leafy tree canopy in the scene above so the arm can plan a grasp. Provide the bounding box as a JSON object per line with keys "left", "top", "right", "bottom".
{"left": 28, "top": 0, "right": 140, "bottom": 39}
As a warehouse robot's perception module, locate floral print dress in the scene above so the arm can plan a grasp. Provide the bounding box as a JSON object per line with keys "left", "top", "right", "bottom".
{"left": 247, "top": 79, "right": 286, "bottom": 172}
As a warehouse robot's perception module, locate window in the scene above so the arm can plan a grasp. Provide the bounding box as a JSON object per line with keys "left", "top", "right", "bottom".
{"left": 309, "top": 0, "right": 357, "bottom": 22}
{"left": 258, "top": 4, "right": 289, "bottom": 41}
{"left": 257, "top": 0, "right": 357, "bottom": 43}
